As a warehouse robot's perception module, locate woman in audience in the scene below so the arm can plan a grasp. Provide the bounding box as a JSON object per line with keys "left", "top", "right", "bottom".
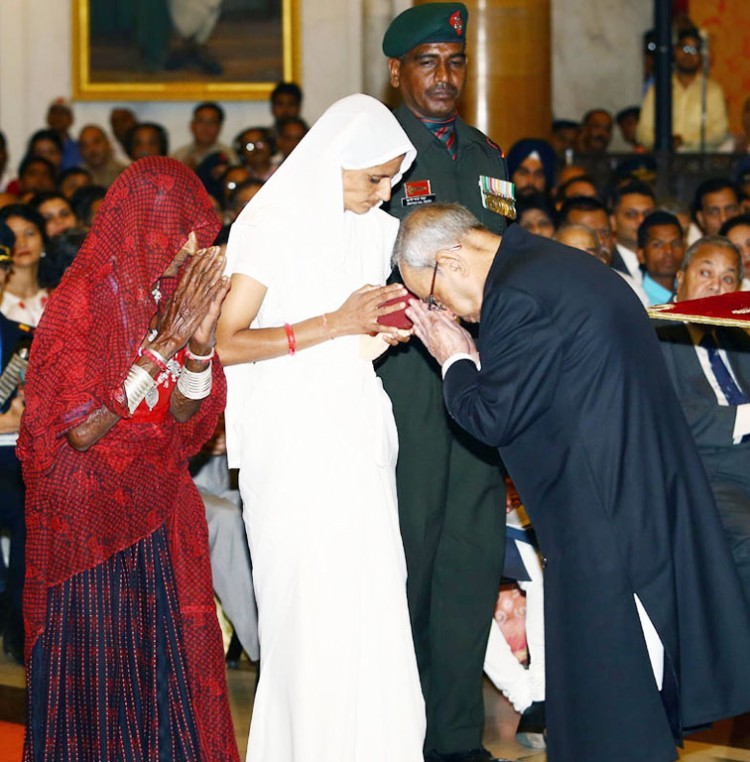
{"left": 0, "top": 204, "right": 49, "bottom": 325}
{"left": 516, "top": 193, "right": 556, "bottom": 238}
{"left": 719, "top": 214, "right": 750, "bottom": 290}
{"left": 234, "top": 126, "right": 277, "bottom": 181}
{"left": 18, "top": 157, "right": 238, "bottom": 760}
{"left": 29, "top": 191, "right": 77, "bottom": 238}
{"left": 217, "top": 93, "right": 425, "bottom": 760}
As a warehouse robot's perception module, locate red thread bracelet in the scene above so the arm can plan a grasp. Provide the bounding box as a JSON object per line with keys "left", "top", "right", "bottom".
{"left": 284, "top": 323, "right": 296, "bottom": 355}
{"left": 142, "top": 348, "right": 168, "bottom": 373}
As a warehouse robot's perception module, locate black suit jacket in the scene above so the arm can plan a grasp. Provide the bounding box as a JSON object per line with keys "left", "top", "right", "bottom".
{"left": 443, "top": 224, "right": 750, "bottom": 762}
{"left": 657, "top": 322, "right": 750, "bottom": 493}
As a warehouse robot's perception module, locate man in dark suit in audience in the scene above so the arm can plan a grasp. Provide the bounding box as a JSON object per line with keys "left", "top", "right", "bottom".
{"left": 657, "top": 235, "right": 750, "bottom": 604}
{"left": 393, "top": 202, "right": 750, "bottom": 762}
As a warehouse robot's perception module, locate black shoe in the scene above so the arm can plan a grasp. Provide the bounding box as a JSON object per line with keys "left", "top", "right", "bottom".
{"left": 225, "top": 631, "right": 243, "bottom": 669}
{"left": 425, "top": 748, "right": 512, "bottom": 762}
{"left": 2, "top": 625, "right": 23, "bottom": 666}
{"left": 516, "top": 700, "right": 545, "bottom": 734}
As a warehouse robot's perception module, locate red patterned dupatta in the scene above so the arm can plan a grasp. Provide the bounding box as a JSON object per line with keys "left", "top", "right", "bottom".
{"left": 18, "top": 157, "right": 237, "bottom": 759}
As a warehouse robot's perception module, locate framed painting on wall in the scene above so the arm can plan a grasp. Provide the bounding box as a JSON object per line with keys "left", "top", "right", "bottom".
{"left": 72, "top": 0, "right": 300, "bottom": 101}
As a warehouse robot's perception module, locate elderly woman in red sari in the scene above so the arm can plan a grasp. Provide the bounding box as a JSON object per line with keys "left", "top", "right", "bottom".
{"left": 18, "top": 157, "right": 238, "bottom": 761}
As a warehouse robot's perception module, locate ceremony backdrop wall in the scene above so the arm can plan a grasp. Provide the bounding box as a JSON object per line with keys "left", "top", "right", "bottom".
{"left": 1, "top": 0, "right": 660, "bottom": 175}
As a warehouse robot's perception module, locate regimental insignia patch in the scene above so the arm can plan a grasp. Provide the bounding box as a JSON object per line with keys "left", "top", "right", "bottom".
{"left": 478, "top": 175, "right": 516, "bottom": 219}
{"left": 402, "top": 180, "right": 437, "bottom": 208}
{"left": 449, "top": 11, "right": 464, "bottom": 35}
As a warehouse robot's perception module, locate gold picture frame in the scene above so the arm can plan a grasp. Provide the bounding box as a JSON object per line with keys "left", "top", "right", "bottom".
{"left": 72, "top": 0, "right": 300, "bottom": 101}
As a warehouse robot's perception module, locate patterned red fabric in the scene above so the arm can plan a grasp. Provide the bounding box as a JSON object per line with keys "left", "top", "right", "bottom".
{"left": 18, "top": 157, "right": 238, "bottom": 760}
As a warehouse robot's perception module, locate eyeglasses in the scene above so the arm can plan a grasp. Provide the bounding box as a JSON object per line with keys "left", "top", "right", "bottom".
{"left": 680, "top": 44, "right": 699, "bottom": 55}
{"left": 243, "top": 141, "right": 267, "bottom": 152}
{"left": 426, "top": 261, "right": 442, "bottom": 311}
{"left": 425, "top": 244, "right": 461, "bottom": 311}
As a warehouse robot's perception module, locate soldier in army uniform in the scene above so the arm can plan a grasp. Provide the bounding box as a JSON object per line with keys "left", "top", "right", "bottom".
{"left": 377, "top": 4, "right": 513, "bottom": 762}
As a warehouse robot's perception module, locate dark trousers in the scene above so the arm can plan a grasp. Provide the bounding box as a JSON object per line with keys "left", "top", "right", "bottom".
{"left": 0, "top": 447, "right": 25, "bottom": 640}
{"left": 379, "top": 344, "right": 506, "bottom": 754}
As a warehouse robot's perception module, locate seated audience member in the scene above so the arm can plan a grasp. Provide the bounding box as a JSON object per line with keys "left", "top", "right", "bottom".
{"left": 556, "top": 222, "right": 649, "bottom": 305}
{"left": 609, "top": 180, "right": 656, "bottom": 283}
{"left": 0, "top": 221, "right": 31, "bottom": 665}
{"left": 555, "top": 175, "right": 599, "bottom": 210}
{"left": 57, "top": 166, "right": 92, "bottom": 200}
{"left": 575, "top": 109, "right": 613, "bottom": 155}
{"left": 78, "top": 125, "right": 127, "bottom": 188}
{"left": 7, "top": 156, "right": 56, "bottom": 200}
{"left": 46, "top": 98, "right": 82, "bottom": 170}
{"left": 41, "top": 228, "right": 87, "bottom": 289}
{"left": 613, "top": 107, "right": 645, "bottom": 153}
{"left": 637, "top": 211, "right": 685, "bottom": 305}
{"left": 638, "top": 27, "right": 729, "bottom": 152}
{"left": 195, "top": 151, "right": 232, "bottom": 203}
{"left": 612, "top": 155, "right": 657, "bottom": 189}
{"left": 506, "top": 139, "right": 556, "bottom": 200}
{"left": 274, "top": 116, "right": 309, "bottom": 162}
{"left": 23, "top": 130, "right": 64, "bottom": 176}
{"left": 172, "top": 102, "right": 235, "bottom": 169}
{"left": 553, "top": 164, "right": 587, "bottom": 199}
{"left": 0, "top": 204, "right": 49, "bottom": 325}
{"left": 234, "top": 127, "right": 276, "bottom": 181}
{"left": 70, "top": 185, "right": 107, "bottom": 230}
{"left": 719, "top": 214, "right": 750, "bottom": 290}
{"left": 29, "top": 192, "right": 77, "bottom": 239}
{"left": 220, "top": 166, "right": 251, "bottom": 211}
{"left": 125, "top": 122, "right": 169, "bottom": 160}
{"left": 555, "top": 222, "right": 605, "bottom": 262}
{"left": 226, "top": 179, "right": 263, "bottom": 222}
{"left": 659, "top": 197, "right": 692, "bottom": 243}
{"left": 549, "top": 119, "right": 579, "bottom": 159}
{"left": 484, "top": 483, "right": 545, "bottom": 720}
{"left": 516, "top": 194, "right": 555, "bottom": 238}
{"left": 657, "top": 236, "right": 750, "bottom": 604}
{"left": 558, "top": 196, "right": 614, "bottom": 262}
{"left": 191, "top": 417, "right": 259, "bottom": 665}
{"left": 109, "top": 107, "right": 138, "bottom": 156}
{"left": 693, "top": 179, "right": 741, "bottom": 239}
{"left": 270, "top": 81, "right": 303, "bottom": 132}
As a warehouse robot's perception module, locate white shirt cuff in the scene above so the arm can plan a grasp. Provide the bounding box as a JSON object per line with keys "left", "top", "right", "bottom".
{"left": 733, "top": 403, "right": 750, "bottom": 444}
{"left": 442, "top": 353, "right": 480, "bottom": 379}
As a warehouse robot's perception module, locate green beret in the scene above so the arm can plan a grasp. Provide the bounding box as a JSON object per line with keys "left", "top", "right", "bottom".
{"left": 383, "top": 2, "right": 468, "bottom": 58}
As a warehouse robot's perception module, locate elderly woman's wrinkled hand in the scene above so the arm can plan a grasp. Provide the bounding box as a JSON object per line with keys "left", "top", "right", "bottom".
{"left": 155, "top": 245, "right": 228, "bottom": 357}
{"left": 406, "top": 299, "right": 477, "bottom": 366}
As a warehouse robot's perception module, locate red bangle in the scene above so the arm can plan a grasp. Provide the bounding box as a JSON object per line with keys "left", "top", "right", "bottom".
{"left": 142, "top": 348, "right": 168, "bottom": 373}
{"left": 284, "top": 323, "right": 296, "bottom": 355}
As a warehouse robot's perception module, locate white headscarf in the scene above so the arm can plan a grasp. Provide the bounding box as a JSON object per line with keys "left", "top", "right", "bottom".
{"left": 224, "top": 95, "right": 416, "bottom": 467}
{"left": 227, "top": 93, "right": 416, "bottom": 276}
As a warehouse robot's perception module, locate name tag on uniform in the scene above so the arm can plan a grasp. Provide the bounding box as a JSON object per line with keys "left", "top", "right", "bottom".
{"left": 479, "top": 176, "right": 516, "bottom": 219}
{"left": 402, "top": 180, "right": 436, "bottom": 207}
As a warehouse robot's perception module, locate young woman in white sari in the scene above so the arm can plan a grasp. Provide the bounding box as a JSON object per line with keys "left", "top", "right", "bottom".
{"left": 217, "top": 94, "right": 425, "bottom": 761}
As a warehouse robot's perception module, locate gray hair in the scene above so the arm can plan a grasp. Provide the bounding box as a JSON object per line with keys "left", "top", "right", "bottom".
{"left": 554, "top": 222, "right": 603, "bottom": 258}
{"left": 682, "top": 235, "right": 744, "bottom": 281}
{"left": 392, "top": 203, "right": 485, "bottom": 270}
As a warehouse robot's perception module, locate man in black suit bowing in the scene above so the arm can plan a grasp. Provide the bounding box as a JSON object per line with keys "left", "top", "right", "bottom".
{"left": 394, "top": 203, "right": 750, "bottom": 762}
{"left": 657, "top": 235, "right": 750, "bottom": 604}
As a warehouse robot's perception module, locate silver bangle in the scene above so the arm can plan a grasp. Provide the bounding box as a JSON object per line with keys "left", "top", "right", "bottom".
{"left": 177, "top": 364, "right": 212, "bottom": 400}
{"left": 124, "top": 364, "right": 156, "bottom": 415}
